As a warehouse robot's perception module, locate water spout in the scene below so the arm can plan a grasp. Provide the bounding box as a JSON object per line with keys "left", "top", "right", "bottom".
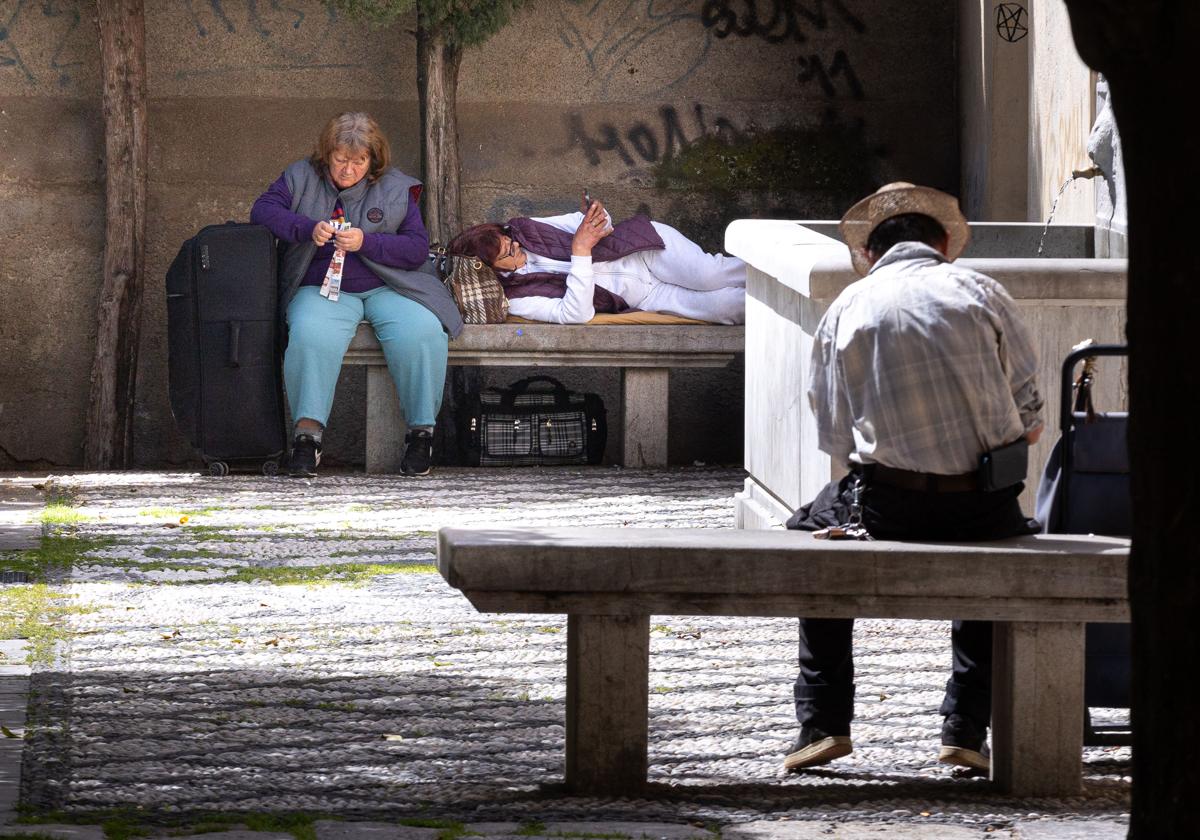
{"left": 1037, "top": 167, "right": 1106, "bottom": 256}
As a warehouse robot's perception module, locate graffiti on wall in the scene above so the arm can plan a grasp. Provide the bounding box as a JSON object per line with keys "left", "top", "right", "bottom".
{"left": 553, "top": 0, "right": 714, "bottom": 96}
{"left": 566, "top": 104, "right": 743, "bottom": 168}
{"left": 995, "top": 3, "right": 1028, "bottom": 43}
{"left": 700, "top": 0, "right": 866, "bottom": 43}
{"left": 177, "top": 0, "right": 358, "bottom": 77}
{"left": 1, "top": 0, "right": 87, "bottom": 87}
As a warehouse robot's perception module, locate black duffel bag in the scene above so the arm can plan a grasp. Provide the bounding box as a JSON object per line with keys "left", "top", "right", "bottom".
{"left": 463, "top": 375, "right": 606, "bottom": 466}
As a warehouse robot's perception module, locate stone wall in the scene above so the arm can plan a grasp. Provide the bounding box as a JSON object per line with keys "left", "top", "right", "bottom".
{"left": 0, "top": 0, "right": 958, "bottom": 469}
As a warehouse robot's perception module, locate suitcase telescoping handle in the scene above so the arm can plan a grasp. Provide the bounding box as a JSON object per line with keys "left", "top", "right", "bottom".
{"left": 498, "top": 375, "right": 572, "bottom": 409}
{"left": 1059, "top": 344, "right": 1127, "bottom": 435}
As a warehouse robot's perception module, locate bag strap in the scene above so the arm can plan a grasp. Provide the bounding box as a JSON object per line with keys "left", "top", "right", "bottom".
{"left": 498, "top": 375, "right": 573, "bottom": 409}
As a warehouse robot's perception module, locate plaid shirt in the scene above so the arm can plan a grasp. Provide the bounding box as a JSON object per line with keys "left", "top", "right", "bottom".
{"left": 809, "top": 242, "right": 1043, "bottom": 475}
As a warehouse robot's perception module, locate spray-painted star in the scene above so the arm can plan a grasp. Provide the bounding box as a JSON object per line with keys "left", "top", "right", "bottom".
{"left": 996, "top": 3, "right": 1029, "bottom": 43}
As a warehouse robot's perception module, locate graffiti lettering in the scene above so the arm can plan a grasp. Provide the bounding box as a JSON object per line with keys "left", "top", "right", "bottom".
{"left": 700, "top": 0, "right": 866, "bottom": 44}
{"left": 567, "top": 105, "right": 745, "bottom": 168}
{"left": 554, "top": 1, "right": 712, "bottom": 96}
{"left": 796, "top": 49, "right": 863, "bottom": 98}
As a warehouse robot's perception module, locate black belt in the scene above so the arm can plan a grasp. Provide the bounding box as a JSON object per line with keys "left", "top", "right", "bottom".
{"left": 868, "top": 464, "right": 978, "bottom": 493}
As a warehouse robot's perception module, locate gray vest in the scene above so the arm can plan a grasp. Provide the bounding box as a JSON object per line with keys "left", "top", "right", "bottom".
{"left": 280, "top": 160, "right": 464, "bottom": 338}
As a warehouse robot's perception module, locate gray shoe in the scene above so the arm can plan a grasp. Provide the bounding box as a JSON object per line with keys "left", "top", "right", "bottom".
{"left": 783, "top": 725, "right": 853, "bottom": 771}
{"left": 938, "top": 713, "right": 991, "bottom": 772}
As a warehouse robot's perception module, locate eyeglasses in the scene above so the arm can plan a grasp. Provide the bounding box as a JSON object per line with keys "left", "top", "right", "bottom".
{"left": 498, "top": 236, "right": 519, "bottom": 262}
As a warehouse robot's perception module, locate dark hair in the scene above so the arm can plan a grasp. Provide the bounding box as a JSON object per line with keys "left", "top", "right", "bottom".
{"left": 447, "top": 223, "right": 507, "bottom": 266}
{"left": 866, "top": 213, "right": 947, "bottom": 257}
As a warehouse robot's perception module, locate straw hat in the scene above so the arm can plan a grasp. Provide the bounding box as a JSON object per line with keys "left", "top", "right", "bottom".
{"left": 839, "top": 182, "right": 970, "bottom": 276}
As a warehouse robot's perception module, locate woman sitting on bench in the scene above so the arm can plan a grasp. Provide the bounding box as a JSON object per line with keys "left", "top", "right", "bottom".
{"left": 446, "top": 198, "right": 746, "bottom": 324}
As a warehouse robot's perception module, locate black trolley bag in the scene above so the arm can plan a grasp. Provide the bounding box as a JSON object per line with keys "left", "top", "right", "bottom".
{"left": 166, "top": 223, "right": 287, "bottom": 476}
{"left": 463, "top": 375, "right": 606, "bottom": 467}
{"left": 1034, "top": 343, "right": 1131, "bottom": 744}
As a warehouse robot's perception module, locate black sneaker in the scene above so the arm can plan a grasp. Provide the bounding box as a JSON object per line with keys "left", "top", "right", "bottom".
{"left": 783, "top": 725, "right": 852, "bottom": 771}
{"left": 939, "top": 713, "right": 991, "bottom": 772}
{"left": 401, "top": 429, "right": 433, "bottom": 476}
{"left": 289, "top": 433, "right": 321, "bottom": 478}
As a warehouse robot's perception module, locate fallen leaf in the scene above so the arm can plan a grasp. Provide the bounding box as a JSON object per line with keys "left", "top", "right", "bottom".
{"left": 879, "top": 692, "right": 890, "bottom": 701}
{"left": 1, "top": 725, "right": 20, "bottom": 739}
{"left": 179, "top": 515, "right": 189, "bottom": 524}
{"left": 264, "top": 638, "right": 279, "bottom": 647}
{"left": 259, "top": 603, "right": 269, "bottom": 607}
{"left": 231, "top": 639, "right": 244, "bottom": 645}
{"left": 162, "top": 523, "right": 179, "bottom": 529}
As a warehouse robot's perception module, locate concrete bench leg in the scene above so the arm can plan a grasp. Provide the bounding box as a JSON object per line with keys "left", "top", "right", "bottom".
{"left": 991, "top": 620, "right": 1086, "bottom": 796}
{"left": 365, "top": 365, "right": 407, "bottom": 474}
{"left": 565, "top": 614, "right": 650, "bottom": 795}
{"left": 622, "top": 368, "right": 669, "bottom": 468}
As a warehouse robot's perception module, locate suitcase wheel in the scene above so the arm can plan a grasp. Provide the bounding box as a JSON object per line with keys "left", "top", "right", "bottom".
{"left": 209, "top": 461, "right": 230, "bottom": 477}
{"left": 261, "top": 459, "right": 280, "bottom": 477}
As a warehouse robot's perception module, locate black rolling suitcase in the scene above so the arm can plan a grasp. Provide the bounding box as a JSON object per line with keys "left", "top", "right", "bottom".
{"left": 166, "top": 223, "right": 287, "bottom": 476}
{"left": 1035, "top": 342, "right": 1130, "bottom": 744}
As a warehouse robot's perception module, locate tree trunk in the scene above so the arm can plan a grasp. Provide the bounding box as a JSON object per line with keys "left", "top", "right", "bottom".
{"left": 1064, "top": 1, "right": 1200, "bottom": 835}
{"left": 416, "top": 16, "right": 463, "bottom": 245}
{"left": 85, "top": 0, "right": 148, "bottom": 469}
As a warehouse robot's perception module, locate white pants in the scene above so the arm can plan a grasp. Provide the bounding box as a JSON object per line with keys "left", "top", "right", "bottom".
{"left": 632, "top": 222, "right": 746, "bottom": 324}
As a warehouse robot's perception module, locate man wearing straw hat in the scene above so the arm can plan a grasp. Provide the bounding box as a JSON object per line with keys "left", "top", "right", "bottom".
{"left": 784, "top": 182, "right": 1045, "bottom": 775}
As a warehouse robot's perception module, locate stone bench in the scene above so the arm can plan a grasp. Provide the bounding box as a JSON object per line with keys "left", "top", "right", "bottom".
{"left": 437, "top": 527, "right": 1130, "bottom": 798}
{"left": 344, "top": 322, "right": 744, "bottom": 471}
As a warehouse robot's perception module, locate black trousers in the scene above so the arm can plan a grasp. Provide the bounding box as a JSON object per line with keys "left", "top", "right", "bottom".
{"left": 788, "top": 471, "right": 1038, "bottom": 734}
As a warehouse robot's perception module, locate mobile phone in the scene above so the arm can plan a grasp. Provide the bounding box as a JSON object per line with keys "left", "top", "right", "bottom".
{"left": 583, "top": 189, "right": 592, "bottom": 210}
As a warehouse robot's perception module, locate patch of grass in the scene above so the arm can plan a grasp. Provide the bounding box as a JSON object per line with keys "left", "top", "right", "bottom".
{"left": 222, "top": 562, "right": 436, "bottom": 586}
{"left": 1, "top": 535, "right": 116, "bottom": 582}
{"left": 515, "top": 823, "right": 547, "bottom": 836}
{"left": 102, "top": 815, "right": 152, "bottom": 840}
{"left": 17, "top": 810, "right": 329, "bottom": 840}
{"left": 400, "top": 819, "right": 468, "bottom": 840}
{"left": 242, "top": 812, "right": 318, "bottom": 840}
{"left": 40, "top": 503, "right": 90, "bottom": 525}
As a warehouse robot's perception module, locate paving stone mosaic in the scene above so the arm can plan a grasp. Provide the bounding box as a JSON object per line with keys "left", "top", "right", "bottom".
{"left": 8, "top": 469, "right": 1129, "bottom": 830}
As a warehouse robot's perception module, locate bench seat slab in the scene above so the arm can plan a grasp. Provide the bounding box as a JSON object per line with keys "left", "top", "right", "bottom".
{"left": 566, "top": 614, "right": 650, "bottom": 796}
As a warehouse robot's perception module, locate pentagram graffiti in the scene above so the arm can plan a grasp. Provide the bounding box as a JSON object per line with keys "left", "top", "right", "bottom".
{"left": 995, "top": 3, "right": 1028, "bottom": 43}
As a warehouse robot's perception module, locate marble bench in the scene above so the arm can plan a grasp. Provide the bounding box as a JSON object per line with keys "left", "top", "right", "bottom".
{"left": 343, "top": 322, "right": 744, "bottom": 472}
{"left": 437, "top": 527, "right": 1130, "bottom": 798}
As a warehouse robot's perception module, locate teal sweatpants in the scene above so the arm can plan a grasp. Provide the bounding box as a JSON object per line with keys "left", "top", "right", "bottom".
{"left": 285, "top": 285, "right": 448, "bottom": 428}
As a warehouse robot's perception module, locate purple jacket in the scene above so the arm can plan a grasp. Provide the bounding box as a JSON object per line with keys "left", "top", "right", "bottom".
{"left": 506, "top": 215, "right": 664, "bottom": 262}
{"left": 498, "top": 215, "right": 664, "bottom": 312}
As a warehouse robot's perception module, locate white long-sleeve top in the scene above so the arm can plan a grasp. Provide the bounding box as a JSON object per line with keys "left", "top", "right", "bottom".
{"left": 502, "top": 211, "right": 661, "bottom": 324}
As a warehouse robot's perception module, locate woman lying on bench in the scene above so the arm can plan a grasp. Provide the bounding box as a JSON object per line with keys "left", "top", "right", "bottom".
{"left": 446, "top": 198, "right": 746, "bottom": 324}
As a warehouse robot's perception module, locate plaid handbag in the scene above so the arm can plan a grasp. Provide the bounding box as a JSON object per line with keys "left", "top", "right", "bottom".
{"left": 431, "top": 248, "right": 508, "bottom": 324}
{"left": 463, "top": 375, "right": 607, "bottom": 466}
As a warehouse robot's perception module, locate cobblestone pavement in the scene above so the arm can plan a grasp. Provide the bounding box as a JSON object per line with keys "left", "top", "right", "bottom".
{"left": 4, "top": 469, "right": 1129, "bottom": 837}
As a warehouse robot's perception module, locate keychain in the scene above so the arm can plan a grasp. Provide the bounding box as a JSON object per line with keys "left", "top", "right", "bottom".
{"left": 813, "top": 476, "right": 873, "bottom": 540}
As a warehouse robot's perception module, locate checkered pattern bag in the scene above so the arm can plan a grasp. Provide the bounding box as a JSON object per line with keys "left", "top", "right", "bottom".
{"left": 435, "top": 251, "right": 508, "bottom": 324}
{"left": 463, "top": 375, "right": 607, "bottom": 466}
